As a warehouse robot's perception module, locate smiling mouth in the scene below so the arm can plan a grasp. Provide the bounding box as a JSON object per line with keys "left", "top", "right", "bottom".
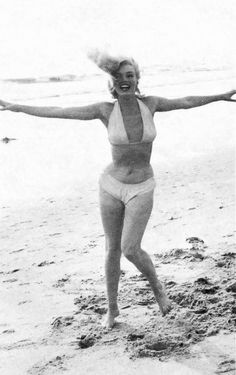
{"left": 119, "top": 84, "right": 131, "bottom": 91}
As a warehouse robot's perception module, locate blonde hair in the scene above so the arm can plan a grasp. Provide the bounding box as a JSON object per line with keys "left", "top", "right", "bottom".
{"left": 87, "top": 49, "right": 142, "bottom": 98}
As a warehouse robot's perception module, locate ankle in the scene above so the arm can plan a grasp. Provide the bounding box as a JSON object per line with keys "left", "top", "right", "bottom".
{"left": 108, "top": 303, "right": 119, "bottom": 312}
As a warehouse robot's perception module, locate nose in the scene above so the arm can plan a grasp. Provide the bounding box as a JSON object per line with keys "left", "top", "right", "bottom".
{"left": 119, "top": 76, "right": 131, "bottom": 84}
{"left": 117, "top": 74, "right": 126, "bottom": 82}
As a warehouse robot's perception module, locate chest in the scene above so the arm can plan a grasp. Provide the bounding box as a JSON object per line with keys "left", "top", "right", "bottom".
{"left": 121, "top": 113, "right": 143, "bottom": 142}
{"left": 119, "top": 101, "right": 143, "bottom": 143}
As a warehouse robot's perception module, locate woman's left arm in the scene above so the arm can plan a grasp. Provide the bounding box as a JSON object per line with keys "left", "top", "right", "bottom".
{"left": 152, "top": 90, "right": 236, "bottom": 112}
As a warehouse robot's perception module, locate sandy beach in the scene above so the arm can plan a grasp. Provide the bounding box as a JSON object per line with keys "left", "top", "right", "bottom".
{"left": 0, "top": 70, "right": 236, "bottom": 374}
{"left": 1, "top": 143, "right": 235, "bottom": 374}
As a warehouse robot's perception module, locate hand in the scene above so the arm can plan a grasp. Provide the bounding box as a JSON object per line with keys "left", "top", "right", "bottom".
{"left": 0, "top": 99, "right": 10, "bottom": 110}
{"left": 222, "top": 90, "right": 236, "bottom": 102}
{"left": 0, "top": 100, "right": 17, "bottom": 112}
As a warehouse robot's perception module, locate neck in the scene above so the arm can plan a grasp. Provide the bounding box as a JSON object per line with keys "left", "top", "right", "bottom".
{"left": 118, "top": 94, "right": 140, "bottom": 116}
{"left": 118, "top": 94, "right": 138, "bottom": 108}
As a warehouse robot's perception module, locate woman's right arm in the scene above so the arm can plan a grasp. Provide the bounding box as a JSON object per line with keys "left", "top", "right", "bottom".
{"left": 0, "top": 99, "right": 106, "bottom": 121}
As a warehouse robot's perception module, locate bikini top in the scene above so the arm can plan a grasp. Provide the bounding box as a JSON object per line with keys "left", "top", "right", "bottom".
{"left": 107, "top": 99, "right": 156, "bottom": 145}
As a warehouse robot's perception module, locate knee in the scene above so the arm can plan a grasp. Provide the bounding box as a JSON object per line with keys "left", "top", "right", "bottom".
{"left": 121, "top": 243, "right": 139, "bottom": 262}
{"left": 105, "top": 241, "right": 121, "bottom": 256}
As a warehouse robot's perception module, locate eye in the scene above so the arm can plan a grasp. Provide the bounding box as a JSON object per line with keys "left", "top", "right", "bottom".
{"left": 113, "top": 73, "right": 120, "bottom": 80}
{"left": 127, "top": 73, "right": 134, "bottom": 78}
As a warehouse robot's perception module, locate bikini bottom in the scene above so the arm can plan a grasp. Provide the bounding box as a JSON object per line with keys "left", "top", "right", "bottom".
{"left": 99, "top": 173, "right": 156, "bottom": 205}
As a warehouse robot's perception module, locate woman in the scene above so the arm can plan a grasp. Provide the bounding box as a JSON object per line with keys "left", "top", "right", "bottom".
{"left": 1, "top": 52, "right": 235, "bottom": 328}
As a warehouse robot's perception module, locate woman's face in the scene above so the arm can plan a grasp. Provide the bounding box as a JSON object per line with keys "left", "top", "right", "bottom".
{"left": 112, "top": 63, "right": 138, "bottom": 97}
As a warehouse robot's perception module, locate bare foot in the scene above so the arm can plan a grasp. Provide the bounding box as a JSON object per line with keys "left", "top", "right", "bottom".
{"left": 157, "top": 292, "right": 172, "bottom": 316}
{"left": 102, "top": 308, "right": 119, "bottom": 329}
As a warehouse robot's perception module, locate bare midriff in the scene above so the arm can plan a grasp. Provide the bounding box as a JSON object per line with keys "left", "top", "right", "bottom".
{"left": 103, "top": 142, "right": 154, "bottom": 184}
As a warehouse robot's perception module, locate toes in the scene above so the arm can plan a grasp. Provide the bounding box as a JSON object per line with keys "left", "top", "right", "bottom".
{"left": 159, "top": 299, "right": 172, "bottom": 316}
{"left": 102, "top": 312, "right": 118, "bottom": 329}
{"left": 162, "top": 304, "right": 172, "bottom": 316}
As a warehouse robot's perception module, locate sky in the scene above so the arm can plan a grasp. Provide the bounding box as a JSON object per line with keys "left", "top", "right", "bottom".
{"left": 0, "top": 0, "right": 235, "bottom": 78}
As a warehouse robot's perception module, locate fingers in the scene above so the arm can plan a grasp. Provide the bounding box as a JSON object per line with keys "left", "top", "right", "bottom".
{"left": 225, "top": 90, "right": 236, "bottom": 101}
{"left": 229, "top": 90, "right": 236, "bottom": 98}
{"left": 0, "top": 104, "right": 12, "bottom": 110}
{"left": 0, "top": 100, "right": 8, "bottom": 108}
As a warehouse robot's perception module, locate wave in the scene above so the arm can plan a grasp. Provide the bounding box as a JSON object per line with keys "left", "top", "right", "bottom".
{"left": 1, "top": 73, "right": 99, "bottom": 84}
{"left": 0, "top": 64, "right": 232, "bottom": 85}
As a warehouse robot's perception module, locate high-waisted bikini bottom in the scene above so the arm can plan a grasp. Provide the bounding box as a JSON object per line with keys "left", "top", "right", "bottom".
{"left": 99, "top": 173, "right": 156, "bottom": 205}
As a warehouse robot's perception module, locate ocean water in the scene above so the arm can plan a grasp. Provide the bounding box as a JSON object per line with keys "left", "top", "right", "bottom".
{"left": 0, "top": 64, "right": 235, "bottom": 205}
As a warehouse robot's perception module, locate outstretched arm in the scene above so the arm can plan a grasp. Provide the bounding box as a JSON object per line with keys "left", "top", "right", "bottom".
{"left": 152, "top": 90, "right": 236, "bottom": 112}
{"left": 0, "top": 99, "right": 106, "bottom": 121}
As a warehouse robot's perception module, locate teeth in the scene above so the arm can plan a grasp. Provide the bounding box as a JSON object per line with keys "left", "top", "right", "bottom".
{"left": 120, "top": 85, "right": 130, "bottom": 90}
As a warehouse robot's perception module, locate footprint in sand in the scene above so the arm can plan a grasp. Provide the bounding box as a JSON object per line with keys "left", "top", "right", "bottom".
{"left": 37, "top": 261, "right": 55, "bottom": 267}
{"left": 74, "top": 294, "right": 107, "bottom": 316}
{"left": 186, "top": 237, "right": 205, "bottom": 253}
{"left": 226, "top": 282, "right": 236, "bottom": 293}
{"left": 51, "top": 316, "right": 74, "bottom": 329}
{"left": 3, "top": 278, "right": 18, "bottom": 283}
{"left": 53, "top": 275, "right": 70, "bottom": 288}
{"left": 127, "top": 332, "right": 145, "bottom": 341}
{"left": 186, "top": 236, "right": 204, "bottom": 245}
{"left": 18, "top": 300, "right": 31, "bottom": 305}
{"left": 28, "top": 355, "right": 69, "bottom": 374}
{"left": 215, "top": 359, "right": 235, "bottom": 374}
{"left": 6, "top": 269, "right": 20, "bottom": 274}
{"left": 168, "top": 216, "right": 181, "bottom": 221}
{"left": 77, "top": 334, "right": 97, "bottom": 349}
{"left": 2, "top": 329, "right": 15, "bottom": 334}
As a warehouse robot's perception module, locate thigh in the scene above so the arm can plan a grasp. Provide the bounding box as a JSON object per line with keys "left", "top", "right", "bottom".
{"left": 99, "top": 187, "right": 125, "bottom": 248}
{"left": 121, "top": 191, "right": 154, "bottom": 250}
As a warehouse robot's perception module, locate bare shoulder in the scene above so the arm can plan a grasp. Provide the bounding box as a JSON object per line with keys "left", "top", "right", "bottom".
{"left": 139, "top": 96, "right": 158, "bottom": 116}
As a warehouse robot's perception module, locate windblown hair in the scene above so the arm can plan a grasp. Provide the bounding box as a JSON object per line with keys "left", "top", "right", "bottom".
{"left": 87, "top": 49, "right": 143, "bottom": 98}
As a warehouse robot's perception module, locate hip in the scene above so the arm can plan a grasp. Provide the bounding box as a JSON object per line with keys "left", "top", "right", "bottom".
{"left": 102, "top": 163, "right": 154, "bottom": 184}
{"left": 99, "top": 171, "right": 156, "bottom": 205}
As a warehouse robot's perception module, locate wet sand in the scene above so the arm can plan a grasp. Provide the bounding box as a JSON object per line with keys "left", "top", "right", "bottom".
{"left": 0, "top": 144, "right": 235, "bottom": 374}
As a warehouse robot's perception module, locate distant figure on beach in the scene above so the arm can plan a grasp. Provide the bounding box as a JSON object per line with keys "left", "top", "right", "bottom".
{"left": 1, "top": 51, "right": 235, "bottom": 328}
{"left": 1, "top": 137, "right": 17, "bottom": 144}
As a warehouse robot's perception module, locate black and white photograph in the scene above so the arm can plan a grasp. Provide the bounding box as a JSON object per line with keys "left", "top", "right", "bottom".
{"left": 0, "top": 1, "right": 235, "bottom": 374}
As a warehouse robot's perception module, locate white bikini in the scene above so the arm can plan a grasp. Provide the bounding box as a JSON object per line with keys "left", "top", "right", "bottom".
{"left": 107, "top": 98, "right": 156, "bottom": 145}
{"left": 99, "top": 98, "right": 157, "bottom": 204}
